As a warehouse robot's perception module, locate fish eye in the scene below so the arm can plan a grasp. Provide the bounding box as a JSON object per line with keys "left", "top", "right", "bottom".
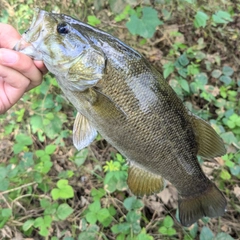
{"left": 57, "top": 23, "right": 69, "bottom": 34}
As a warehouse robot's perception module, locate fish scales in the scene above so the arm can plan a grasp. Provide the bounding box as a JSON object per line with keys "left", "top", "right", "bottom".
{"left": 14, "top": 9, "right": 227, "bottom": 226}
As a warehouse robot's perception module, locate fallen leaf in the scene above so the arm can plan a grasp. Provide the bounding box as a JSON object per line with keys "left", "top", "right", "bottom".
{"left": 233, "top": 185, "right": 240, "bottom": 200}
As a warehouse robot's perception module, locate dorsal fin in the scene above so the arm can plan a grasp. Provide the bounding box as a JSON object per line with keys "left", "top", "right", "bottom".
{"left": 127, "top": 164, "right": 165, "bottom": 196}
{"left": 191, "top": 115, "right": 226, "bottom": 158}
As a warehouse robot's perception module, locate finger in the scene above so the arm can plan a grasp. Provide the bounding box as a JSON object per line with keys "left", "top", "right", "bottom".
{"left": 0, "top": 48, "right": 43, "bottom": 89}
{"left": 0, "top": 23, "right": 48, "bottom": 77}
{"left": 34, "top": 60, "right": 48, "bottom": 75}
{"left": 0, "top": 23, "right": 21, "bottom": 49}
{"left": 0, "top": 65, "right": 30, "bottom": 113}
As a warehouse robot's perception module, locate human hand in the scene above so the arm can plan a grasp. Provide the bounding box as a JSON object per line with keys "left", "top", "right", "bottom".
{"left": 0, "top": 23, "right": 48, "bottom": 114}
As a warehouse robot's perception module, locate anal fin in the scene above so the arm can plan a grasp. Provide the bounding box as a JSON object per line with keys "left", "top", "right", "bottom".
{"left": 73, "top": 112, "right": 97, "bottom": 151}
{"left": 191, "top": 115, "right": 226, "bottom": 158}
{"left": 127, "top": 164, "right": 165, "bottom": 196}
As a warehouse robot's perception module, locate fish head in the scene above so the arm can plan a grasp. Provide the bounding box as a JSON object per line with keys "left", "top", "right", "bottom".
{"left": 14, "top": 8, "right": 106, "bottom": 91}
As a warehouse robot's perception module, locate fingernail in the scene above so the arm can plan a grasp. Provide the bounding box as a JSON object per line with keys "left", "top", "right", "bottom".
{"left": 0, "top": 49, "right": 18, "bottom": 64}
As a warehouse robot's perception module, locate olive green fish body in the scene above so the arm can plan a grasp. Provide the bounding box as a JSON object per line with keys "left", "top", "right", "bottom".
{"left": 15, "top": 9, "right": 227, "bottom": 226}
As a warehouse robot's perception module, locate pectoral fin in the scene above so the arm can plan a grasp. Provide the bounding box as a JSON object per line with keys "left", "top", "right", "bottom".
{"left": 191, "top": 115, "right": 226, "bottom": 158}
{"left": 127, "top": 164, "right": 165, "bottom": 196}
{"left": 73, "top": 112, "right": 97, "bottom": 151}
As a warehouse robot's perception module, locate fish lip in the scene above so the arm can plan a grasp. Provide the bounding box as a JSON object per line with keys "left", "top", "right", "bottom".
{"left": 13, "top": 8, "right": 49, "bottom": 60}
{"left": 13, "top": 38, "right": 43, "bottom": 60}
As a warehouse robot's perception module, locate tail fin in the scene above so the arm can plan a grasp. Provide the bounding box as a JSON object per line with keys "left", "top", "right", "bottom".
{"left": 179, "top": 183, "right": 227, "bottom": 227}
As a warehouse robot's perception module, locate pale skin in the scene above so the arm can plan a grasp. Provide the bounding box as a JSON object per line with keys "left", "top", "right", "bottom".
{"left": 0, "top": 23, "right": 47, "bottom": 114}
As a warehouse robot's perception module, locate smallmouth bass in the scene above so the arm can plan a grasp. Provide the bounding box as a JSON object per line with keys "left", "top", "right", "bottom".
{"left": 14, "top": 9, "right": 227, "bottom": 226}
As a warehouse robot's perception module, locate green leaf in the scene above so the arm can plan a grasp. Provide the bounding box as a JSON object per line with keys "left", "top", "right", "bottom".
{"left": 123, "top": 197, "right": 143, "bottom": 211}
{"left": 43, "top": 95, "right": 55, "bottom": 109}
{"left": 178, "top": 54, "right": 189, "bottom": 66}
{"left": 179, "top": 78, "right": 190, "bottom": 93}
{"left": 104, "top": 171, "right": 128, "bottom": 193}
{"left": 200, "top": 226, "right": 214, "bottom": 240}
{"left": 35, "top": 156, "right": 53, "bottom": 174}
{"left": 111, "top": 223, "right": 130, "bottom": 234}
{"left": 137, "top": 228, "right": 154, "bottom": 240}
{"left": 220, "top": 169, "right": 231, "bottom": 180}
{"left": 87, "top": 15, "right": 101, "bottom": 26}
{"left": 15, "top": 134, "right": 33, "bottom": 146}
{"left": 51, "top": 179, "right": 74, "bottom": 200}
{"left": 97, "top": 208, "right": 111, "bottom": 223}
{"left": 45, "top": 113, "right": 66, "bottom": 139}
{"left": 163, "top": 215, "right": 174, "bottom": 228}
{"left": 88, "top": 200, "right": 101, "bottom": 213}
{"left": 13, "top": 143, "right": 25, "bottom": 154}
{"left": 221, "top": 132, "right": 238, "bottom": 146}
{"left": 34, "top": 217, "right": 43, "bottom": 228}
{"left": 126, "top": 7, "right": 163, "bottom": 38}
{"left": 194, "top": 11, "right": 209, "bottom": 28}
{"left": 57, "top": 179, "right": 68, "bottom": 188}
{"left": 126, "top": 211, "right": 141, "bottom": 234}
{"left": 189, "top": 223, "right": 198, "bottom": 238}
{"left": 211, "top": 69, "right": 222, "bottom": 78}
{"left": 35, "top": 150, "right": 45, "bottom": 158}
{"left": 159, "top": 226, "right": 168, "bottom": 235}
{"left": 225, "top": 160, "right": 234, "bottom": 168}
{"left": 230, "top": 165, "right": 240, "bottom": 176}
{"left": 187, "top": 63, "right": 199, "bottom": 75}
{"left": 126, "top": 210, "right": 141, "bottom": 223}
{"left": 167, "top": 228, "right": 176, "bottom": 236}
{"left": 195, "top": 72, "right": 208, "bottom": 85}
{"left": 86, "top": 212, "right": 97, "bottom": 224}
{"left": 56, "top": 203, "right": 74, "bottom": 220}
{"left": 212, "top": 11, "right": 233, "bottom": 24}
{"left": 163, "top": 62, "right": 175, "bottom": 79}
{"left": 40, "top": 199, "right": 51, "bottom": 208}
{"left": 114, "top": 5, "right": 132, "bottom": 22}
{"left": 222, "top": 66, "right": 234, "bottom": 76}
{"left": 219, "top": 75, "right": 232, "bottom": 85}
{"left": 0, "top": 167, "right": 7, "bottom": 181}
{"left": 91, "top": 188, "right": 106, "bottom": 201}
{"left": 74, "top": 148, "right": 89, "bottom": 167}
{"left": 22, "top": 219, "right": 35, "bottom": 231}
{"left": 0, "top": 179, "right": 9, "bottom": 191}
{"left": 39, "top": 226, "right": 49, "bottom": 237}
{"left": 109, "top": 205, "right": 117, "bottom": 216}
{"left": 0, "top": 9, "right": 9, "bottom": 23}
{"left": 109, "top": 0, "right": 126, "bottom": 14}
{"left": 45, "top": 144, "right": 56, "bottom": 155}
{"left": 43, "top": 215, "right": 52, "bottom": 227}
{"left": 215, "top": 232, "right": 234, "bottom": 240}
{"left": 1, "top": 208, "right": 12, "bottom": 218}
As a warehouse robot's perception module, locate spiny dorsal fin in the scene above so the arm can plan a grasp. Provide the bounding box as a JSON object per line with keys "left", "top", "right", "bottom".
{"left": 191, "top": 115, "right": 226, "bottom": 158}
{"left": 127, "top": 164, "right": 165, "bottom": 196}
{"left": 73, "top": 112, "right": 97, "bottom": 151}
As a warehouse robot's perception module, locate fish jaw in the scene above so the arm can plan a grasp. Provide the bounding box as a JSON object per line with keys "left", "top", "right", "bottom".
{"left": 14, "top": 38, "right": 43, "bottom": 60}
{"left": 14, "top": 8, "right": 53, "bottom": 60}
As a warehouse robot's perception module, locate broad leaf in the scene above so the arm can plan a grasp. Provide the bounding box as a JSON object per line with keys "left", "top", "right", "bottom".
{"left": 126, "top": 7, "right": 163, "bottom": 38}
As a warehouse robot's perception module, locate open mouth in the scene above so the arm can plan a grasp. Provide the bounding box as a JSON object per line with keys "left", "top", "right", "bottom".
{"left": 13, "top": 38, "right": 43, "bottom": 60}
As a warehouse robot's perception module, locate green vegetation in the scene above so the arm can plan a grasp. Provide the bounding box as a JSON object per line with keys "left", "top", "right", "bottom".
{"left": 0, "top": 0, "right": 239, "bottom": 239}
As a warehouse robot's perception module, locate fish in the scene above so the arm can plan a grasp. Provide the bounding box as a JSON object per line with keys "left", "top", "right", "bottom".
{"left": 14, "top": 8, "right": 227, "bottom": 226}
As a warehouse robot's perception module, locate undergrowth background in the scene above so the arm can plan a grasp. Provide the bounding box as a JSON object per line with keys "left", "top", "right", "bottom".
{"left": 0, "top": 0, "right": 239, "bottom": 239}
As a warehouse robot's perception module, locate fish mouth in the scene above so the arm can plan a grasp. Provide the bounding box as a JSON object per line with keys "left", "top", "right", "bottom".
{"left": 13, "top": 38, "right": 43, "bottom": 60}
{"left": 13, "top": 8, "right": 53, "bottom": 61}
